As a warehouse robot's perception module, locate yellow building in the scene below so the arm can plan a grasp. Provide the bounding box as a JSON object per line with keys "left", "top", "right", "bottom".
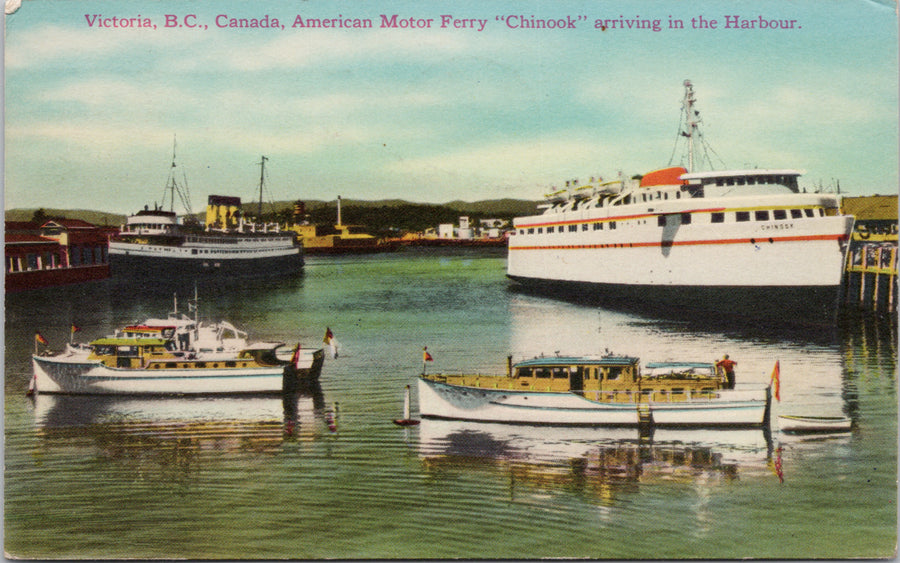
{"left": 205, "top": 195, "right": 243, "bottom": 230}
{"left": 285, "top": 198, "right": 398, "bottom": 254}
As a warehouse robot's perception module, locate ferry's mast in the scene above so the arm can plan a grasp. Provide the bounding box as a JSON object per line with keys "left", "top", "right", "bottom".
{"left": 681, "top": 79, "right": 700, "bottom": 173}
{"left": 161, "top": 135, "right": 193, "bottom": 217}
{"left": 669, "top": 80, "right": 725, "bottom": 173}
{"left": 168, "top": 138, "right": 177, "bottom": 212}
{"left": 257, "top": 155, "right": 268, "bottom": 220}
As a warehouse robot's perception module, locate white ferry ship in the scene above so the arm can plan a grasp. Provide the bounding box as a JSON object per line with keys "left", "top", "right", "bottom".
{"left": 109, "top": 154, "right": 303, "bottom": 276}
{"left": 507, "top": 80, "right": 855, "bottom": 319}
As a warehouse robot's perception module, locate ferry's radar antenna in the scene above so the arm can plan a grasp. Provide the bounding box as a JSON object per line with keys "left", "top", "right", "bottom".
{"left": 668, "top": 80, "right": 726, "bottom": 173}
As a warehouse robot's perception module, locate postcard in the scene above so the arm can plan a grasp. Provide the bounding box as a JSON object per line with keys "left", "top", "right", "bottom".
{"left": 4, "top": 0, "right": 898, "bottom": 559}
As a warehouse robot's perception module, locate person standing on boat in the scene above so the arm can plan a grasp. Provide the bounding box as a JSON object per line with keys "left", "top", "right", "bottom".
{"left": 716, "top": 355, "right": 737, "bottom": 389}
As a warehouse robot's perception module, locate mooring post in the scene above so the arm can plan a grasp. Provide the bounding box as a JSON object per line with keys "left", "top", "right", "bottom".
{"left": 859, "top": 247, "right": 868, "bottom": 308}
{"left": 889, "top": 247, "right": 897, "bottom": 311}
{"left": 873, "top": 246, "right": 882, "bottom": 310}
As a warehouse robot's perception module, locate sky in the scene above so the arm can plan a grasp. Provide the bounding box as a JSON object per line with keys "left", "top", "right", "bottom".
{"left": 3, "top": 0, "right": 898, "bottom": 215}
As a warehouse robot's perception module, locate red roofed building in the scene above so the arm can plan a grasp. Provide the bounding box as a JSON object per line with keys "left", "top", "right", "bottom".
{"left": 5, "top": 219, "right": 110, "bottom": 292}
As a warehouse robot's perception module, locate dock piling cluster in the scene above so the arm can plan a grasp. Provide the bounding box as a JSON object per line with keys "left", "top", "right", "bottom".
{"left": 844, "top": 242, "right": 898, "bottom": 312}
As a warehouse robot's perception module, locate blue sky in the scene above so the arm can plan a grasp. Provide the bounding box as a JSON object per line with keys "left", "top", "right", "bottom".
{"left": 4, "top": 0, "right": 898, "bottom": 214}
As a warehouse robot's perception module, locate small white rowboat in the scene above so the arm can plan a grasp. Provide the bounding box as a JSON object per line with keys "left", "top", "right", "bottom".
{"left": 778, "top": 415, "right": 851, "bottom": 434}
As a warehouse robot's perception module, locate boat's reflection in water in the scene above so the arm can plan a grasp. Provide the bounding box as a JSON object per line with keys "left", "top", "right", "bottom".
{"left": 418, "top": 419, "right": 790, "bottom": 505}
{"left": 30, "top": 383, "right": 331, "bottom": 480}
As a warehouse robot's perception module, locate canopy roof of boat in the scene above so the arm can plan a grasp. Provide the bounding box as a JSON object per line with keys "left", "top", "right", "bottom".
{"left": 645, "top": 361, "right": 715, "bottom": 369}
{"left": 515, "top": 355, "right": 639, "bottom": 368}
{"left": 91, "top": 337, "right": 170, "bottom": 346}
{"left": 123, "top": 324, "right": 177, "bottom": 331}
{"left": 132, "top": 208, "right": 177, "bottom": 219}
{"left": 143, "top": 317, "right": 195, "bottom": 329}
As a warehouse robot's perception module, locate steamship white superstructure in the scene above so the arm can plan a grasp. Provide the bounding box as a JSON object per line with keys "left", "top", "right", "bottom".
{"left": 506, "top": 81, "right": 855, "bottom": 318}
{"left": 109, "top": 155, "right": 303, "bottom": 276}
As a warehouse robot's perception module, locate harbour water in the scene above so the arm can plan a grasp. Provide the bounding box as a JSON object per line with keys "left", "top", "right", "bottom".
{"left": 4, "top": 247, "right": 897, "bottom": 559}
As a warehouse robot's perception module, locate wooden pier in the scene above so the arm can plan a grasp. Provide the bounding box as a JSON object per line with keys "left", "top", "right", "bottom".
{"left": 840, "top": 195, "right": 897, "bottom": 313}
{"left": 843, "top": 242, "right": 898, "bottom": 313}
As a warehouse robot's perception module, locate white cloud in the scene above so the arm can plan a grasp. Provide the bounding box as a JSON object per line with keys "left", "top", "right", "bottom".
{"left": 174, "top": 28, "right": 496, "bottom": 73}
{"left": 732, "top": 85, "right": 889, "bottom": 128}
{"left": 5, "top": 24, "right": 201, "bottom": 69}
{"left": 39, "top": 78, "right": 196, "bottom": 108}
{"left": 383, "top": 136, "right": 610, "bottom": 186}
{"left": 6, "top": 122, "right": 177, "bottom": 153}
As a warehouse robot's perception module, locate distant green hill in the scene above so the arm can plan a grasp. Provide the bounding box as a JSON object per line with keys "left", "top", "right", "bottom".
{"left": 443, "top": 199, "right": 542, "bottom": 216}
{"left": 285, "top": 198, "right": 541, "bottom": 235}
{"left": 5, "top": 199, "right": 541, "bottom": 235}
{"left": 4, "top": 208, "right": 126, "bottom": 226}
{"left": 289, "top": 198, "right": 540, "bottom": 216}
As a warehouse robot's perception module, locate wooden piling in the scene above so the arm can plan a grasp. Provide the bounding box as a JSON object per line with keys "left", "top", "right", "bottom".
{"left": 844, "top": 243, "right": 898, "bottom": 312}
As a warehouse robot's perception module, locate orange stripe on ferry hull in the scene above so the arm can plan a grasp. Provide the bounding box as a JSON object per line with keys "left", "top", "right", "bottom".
{"left": 508, "top": 233, "right": 849, "bottom": 251}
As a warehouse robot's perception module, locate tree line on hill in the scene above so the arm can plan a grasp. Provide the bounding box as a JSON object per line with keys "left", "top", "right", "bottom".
{"left": 6, "top": 198, "right": 541, "bottom": 236}
{"left": 271, "top": 199, "right": 539, "bottom": 236}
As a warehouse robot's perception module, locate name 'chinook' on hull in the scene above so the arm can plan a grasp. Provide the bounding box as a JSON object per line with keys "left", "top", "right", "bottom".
{"left": 506, "top": 81, "right": 855, "bottom": 319}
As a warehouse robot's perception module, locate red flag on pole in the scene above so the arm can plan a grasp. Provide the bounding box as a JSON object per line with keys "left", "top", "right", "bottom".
{"left": 770, "top": 360, "right": 781, "bottom": 402}
{"left": 35, "top": 333, "right": 47, "bottom": 345}
{"left": 423, "top": 347, "right": 434, "bottom": 362}
{"left": 289, "top": 343, "right": 302, "bottom": 368}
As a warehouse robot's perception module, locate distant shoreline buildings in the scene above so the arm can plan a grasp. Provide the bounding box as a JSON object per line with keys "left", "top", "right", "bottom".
{"left": 5, "top": 219, "right": 112, "bottom": 292}
{"left": 428, "top": 216, "right": 509, "bottom": 242}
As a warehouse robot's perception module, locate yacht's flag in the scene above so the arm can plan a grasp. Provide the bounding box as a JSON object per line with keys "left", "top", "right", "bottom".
{"left": 770, "top": 360, "right": 781, "bottom": 401}
{"left": 421, "top": 346, "right": 434, "bottom": 375}
{"left": 34, "top": 332, "right": 48, "bottom": 355}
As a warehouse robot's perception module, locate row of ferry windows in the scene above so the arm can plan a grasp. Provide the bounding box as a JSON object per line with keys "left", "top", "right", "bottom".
{"left": 668, "top": 207, "right": 821, "bottom": 226}
{"left": 524, "top": 222, "right": 621, "bottom": 234}
{"left": 140, "top": 246, "right": 274, "bottom": 254}
{"left": 520, "top": 208, "right": 823, "bottom": 234}
{"left": 125, "top": 224, "right": 170, "bottom": 231}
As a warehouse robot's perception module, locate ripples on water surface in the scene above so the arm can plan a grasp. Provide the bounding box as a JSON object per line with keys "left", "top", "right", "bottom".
{"left": 4, "top": 248, "right": 897, "bottom": 559}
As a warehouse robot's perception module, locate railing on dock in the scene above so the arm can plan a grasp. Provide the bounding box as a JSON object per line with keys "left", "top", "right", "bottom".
{"left": 844, "top": 243, "right": 898, "bottom": 312}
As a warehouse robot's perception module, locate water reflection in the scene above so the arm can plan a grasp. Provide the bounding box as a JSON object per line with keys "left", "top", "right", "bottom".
{"left": 507, "top": 292, "right": 847, "bottom": 408}
{"left": 30, "top": 383, "right": 330, "bottom": 476}
{"left": 418, "top": 419, "right": 777, "bottom": 506}
{"left": 840, "top": 311, "right": 898, "bottom": 370}
{"left": 507, "top": 283, "right": 845, "bottom": 344}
